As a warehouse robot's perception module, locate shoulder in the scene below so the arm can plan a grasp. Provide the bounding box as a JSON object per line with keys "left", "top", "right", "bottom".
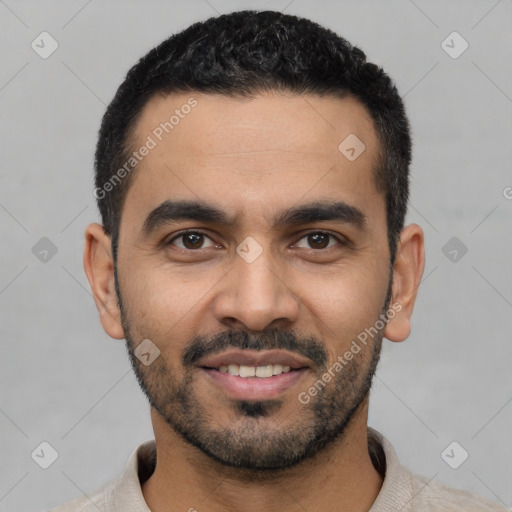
{"left": 45, "top": 477, "right": 118, "bottom": 512}
{"left": 408, "top": 472, "right": 509, "bottom": 511}
{"left": 44, "top": 440, "right": 155, "bottom": 512}
{"left": 368, "top": 427, "right": 508, "bottom": 512}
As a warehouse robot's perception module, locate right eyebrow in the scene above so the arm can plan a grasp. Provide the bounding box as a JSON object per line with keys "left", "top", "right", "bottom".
{"left": 142, "top": 200, "right": 233, "bottom": 235}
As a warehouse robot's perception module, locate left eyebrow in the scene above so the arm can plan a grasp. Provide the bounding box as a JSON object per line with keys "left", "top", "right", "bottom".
{"left": 272, "top": 200, "right": 367, "bottom": 230}
{"left": 142, "top": 199, "right": 367, "bottom": 235}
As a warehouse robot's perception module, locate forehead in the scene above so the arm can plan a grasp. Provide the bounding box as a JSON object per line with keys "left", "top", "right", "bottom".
{"left": 133, "top": 91, "right": 378, "bottom": 160}
{"left": 123, "top": 91, "right": 383, "bottom": 232}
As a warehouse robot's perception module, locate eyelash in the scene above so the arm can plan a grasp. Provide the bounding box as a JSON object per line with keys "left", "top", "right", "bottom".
{"left": 165, "top": 229, "right": 346, "bottom": 252}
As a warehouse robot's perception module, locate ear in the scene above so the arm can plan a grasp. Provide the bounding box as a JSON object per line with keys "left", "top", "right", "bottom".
{"left": 384, "top": 223, "right": 425, "bottom": 342}
{"left": 83, "top": 223, "right": 125, "bottom": 340}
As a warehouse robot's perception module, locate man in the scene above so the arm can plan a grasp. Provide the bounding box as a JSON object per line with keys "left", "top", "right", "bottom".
{"left": 50, "top": 10, "right": 506, "bottom": 512}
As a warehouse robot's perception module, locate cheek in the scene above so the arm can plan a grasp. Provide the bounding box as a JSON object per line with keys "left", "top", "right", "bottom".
{"left": 297, "top": 263, "right": 387, "bottom": 350}
{"left": 119, "top": 262, "right": 221, "bottom": 342}
{"left": 124, "top": 259, "right": 192, "bottom": 309}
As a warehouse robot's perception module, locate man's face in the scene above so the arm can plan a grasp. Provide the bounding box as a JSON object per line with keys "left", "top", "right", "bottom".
{"left": 115, "top": 91, "right": 391, "bottom": 469}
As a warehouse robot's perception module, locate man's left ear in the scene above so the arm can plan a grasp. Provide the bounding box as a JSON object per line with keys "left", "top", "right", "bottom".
{"left": 384, "top": 223, "right": 425, "bottom": 342}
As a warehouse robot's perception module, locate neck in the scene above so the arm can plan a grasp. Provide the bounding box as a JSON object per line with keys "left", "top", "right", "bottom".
{"left": 142, "top": 399, "right": 383, "bottom": 512}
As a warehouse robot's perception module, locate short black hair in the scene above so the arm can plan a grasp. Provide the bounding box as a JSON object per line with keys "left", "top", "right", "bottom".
{"left": 94, "top": 10, "right": 411, "bottom": 263}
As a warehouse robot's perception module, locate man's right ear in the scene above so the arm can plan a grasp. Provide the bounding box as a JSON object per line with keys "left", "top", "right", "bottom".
{"left": 83, "top": 223, "right": 125, "bottom": 340}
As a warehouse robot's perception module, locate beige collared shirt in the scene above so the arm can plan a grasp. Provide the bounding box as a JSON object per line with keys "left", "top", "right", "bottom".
{"left": 48, "top": 428, "right": 508, "bottom": 511}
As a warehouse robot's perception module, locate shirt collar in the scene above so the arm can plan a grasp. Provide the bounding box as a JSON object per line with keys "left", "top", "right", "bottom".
{"left": 112, "top": 428, "right": 413, "bottom": 511}
{"left": 367, "top": 427, "right": 417, "bottom": 511}
{"left": 113, "top": 440, "right": 155, "bottom": 511}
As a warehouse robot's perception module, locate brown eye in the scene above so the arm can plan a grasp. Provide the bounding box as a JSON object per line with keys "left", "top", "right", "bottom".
{"left": 169, "top": 231, "right": 216, "bottom": 250}
{"left": 182, "top": 233, "right": 204, "bottom": 249}
{"left": 294, "top": 232, "right": 340, "bottom": 250}
{"left": 308, "top": 233, "right": 330, "bottom": 249}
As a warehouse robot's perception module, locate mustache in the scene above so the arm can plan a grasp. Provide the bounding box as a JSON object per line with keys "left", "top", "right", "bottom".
{"left": 182, "top": 328, "right": 328, "bottom": 370}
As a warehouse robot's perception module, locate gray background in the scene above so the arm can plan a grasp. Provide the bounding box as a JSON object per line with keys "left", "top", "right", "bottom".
{"left": 0, "top": 0, "right": 511, "bottom": 510}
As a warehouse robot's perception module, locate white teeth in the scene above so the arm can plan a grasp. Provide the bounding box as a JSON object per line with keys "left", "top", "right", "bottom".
{"left": 216, "top": 364, "right": 294, "bottom": 378}
{"left": 239, "top": 365, "right": 256, "bottom": 377}
{"left": 227, "top": 364, "right": 239, "bottom": 375}
{"left": 272, "top": 364, "right": 283, "bottom": 375}
{"left": 255, "top": 365, "right": 273, "bottom": 378}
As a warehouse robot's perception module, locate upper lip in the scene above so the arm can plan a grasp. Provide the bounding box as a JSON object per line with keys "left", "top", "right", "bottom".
{"left": 196, "top": 349, "right": 311, "bottom": 370}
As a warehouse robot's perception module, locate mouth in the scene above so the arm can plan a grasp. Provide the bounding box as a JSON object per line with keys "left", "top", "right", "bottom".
{"left": 196, "top": 349, "right": 311, "bottom": 400}
{"left": 209, "top": 363, "right": 294, "bottom": 378}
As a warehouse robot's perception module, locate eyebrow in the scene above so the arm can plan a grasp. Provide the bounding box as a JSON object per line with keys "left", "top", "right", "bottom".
{"left": 142, "top": 199, "right": 367, "bottom": 235}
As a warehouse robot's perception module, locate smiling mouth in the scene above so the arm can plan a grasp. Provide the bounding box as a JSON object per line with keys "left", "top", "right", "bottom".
{"left": 196, "top": 349, "right": 311, "bottom": 399}
{"left": 202, "top": 364, "right": 295, "bottom": 378}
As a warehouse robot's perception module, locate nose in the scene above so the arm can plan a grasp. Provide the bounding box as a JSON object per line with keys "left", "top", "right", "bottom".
{"left": 212, "top": 246, "right": 300, "bottom": 332}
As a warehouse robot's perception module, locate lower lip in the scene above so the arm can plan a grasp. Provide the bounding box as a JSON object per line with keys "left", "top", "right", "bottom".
{"left": 200, "top": 368, "right": 308, "bottom": 400}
